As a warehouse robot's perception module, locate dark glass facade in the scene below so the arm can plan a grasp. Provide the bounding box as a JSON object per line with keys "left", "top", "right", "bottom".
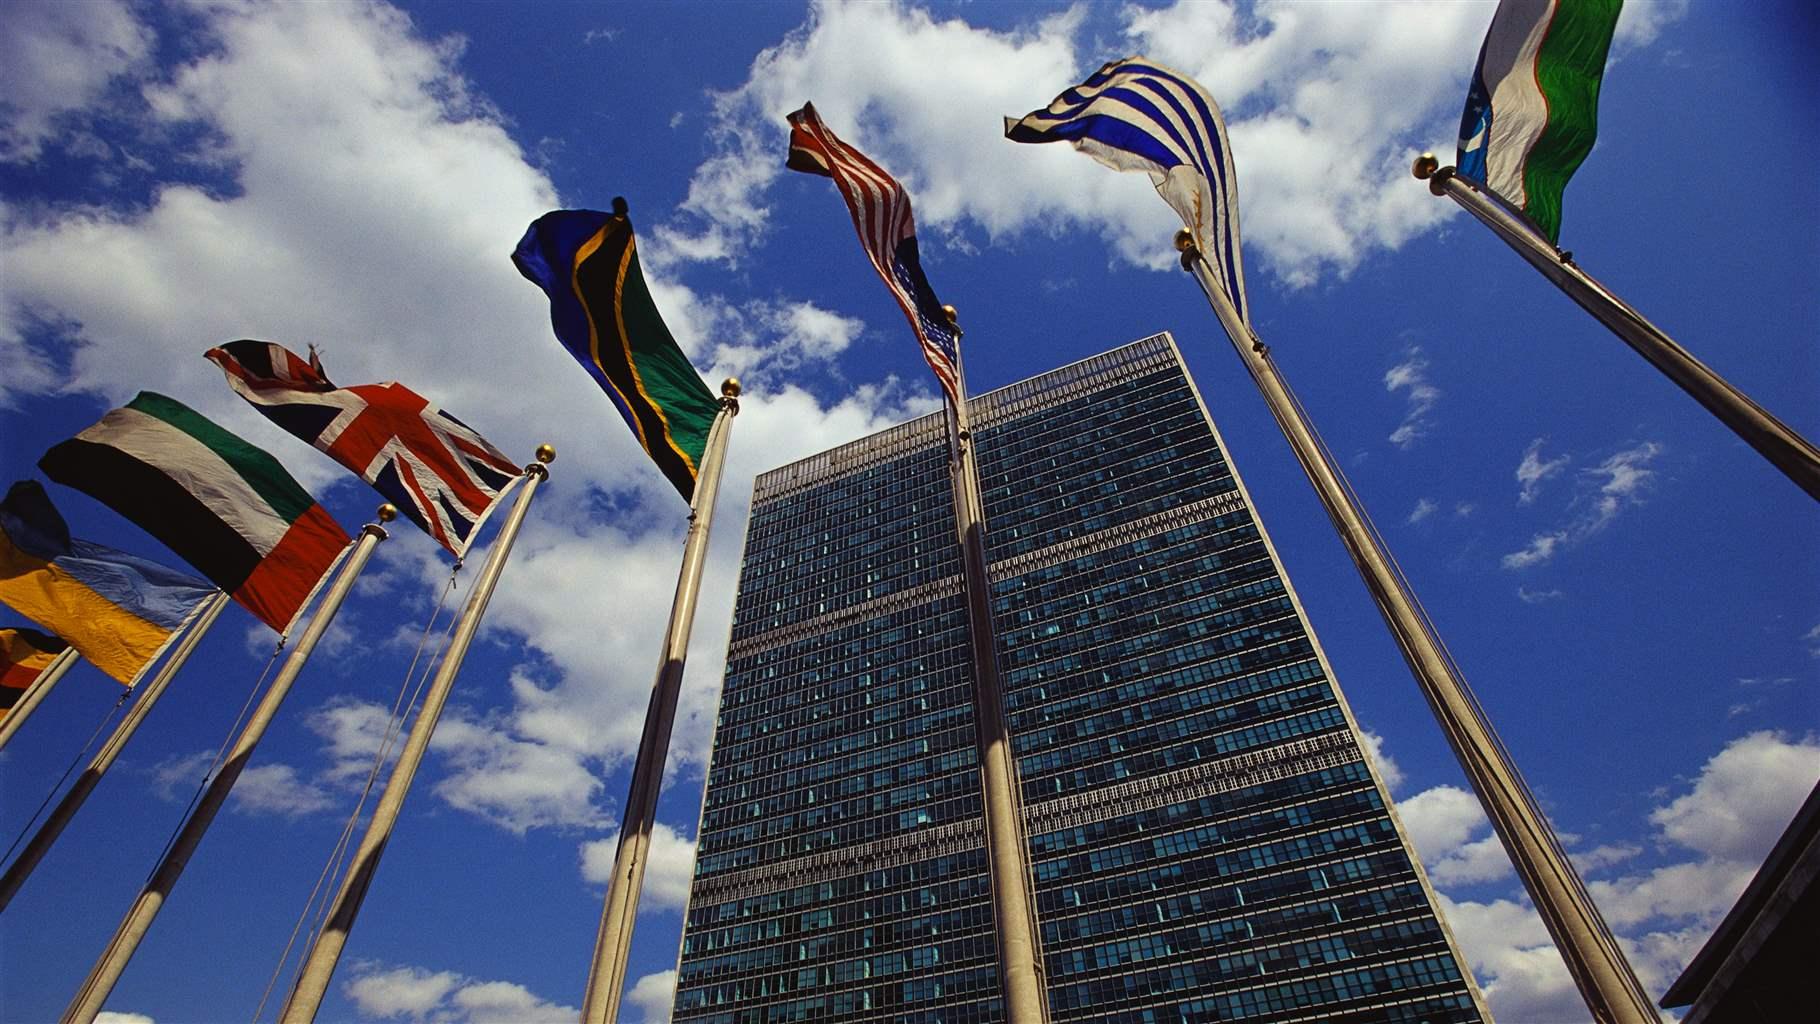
{"left": 675, "top": 335, "right": 1488, "bottom": 1023}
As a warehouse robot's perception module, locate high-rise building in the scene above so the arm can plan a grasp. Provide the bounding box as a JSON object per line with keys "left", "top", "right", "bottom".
{"left": 675, "top": 334, "right": 1489, "bottom": 1024}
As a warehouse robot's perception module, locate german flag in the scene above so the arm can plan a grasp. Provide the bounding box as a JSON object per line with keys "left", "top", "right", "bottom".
{"left": 1, "top": 628, "right": 68, "bottom": 717}
{"left": 512, "top": 203, "right": 719, "bottom": 503}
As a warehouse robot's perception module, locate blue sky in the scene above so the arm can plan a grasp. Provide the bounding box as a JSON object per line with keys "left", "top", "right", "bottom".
{"left": 1, "top": 2, "right": 1815, "bottom": 1022}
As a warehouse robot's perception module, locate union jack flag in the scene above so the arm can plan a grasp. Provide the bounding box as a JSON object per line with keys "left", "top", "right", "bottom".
{"left": 785, "top": 102, "right": 961, "bottom": 406}
{"left": 206, "top": 340, "right": 521, "bottom": 557}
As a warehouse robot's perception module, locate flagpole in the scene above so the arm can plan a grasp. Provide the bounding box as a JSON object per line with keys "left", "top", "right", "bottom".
{"left": 280, "top": 449, "right": 554, "bottom": 1023}
{"left": 943, "top": 307, "right": 1050, "bottom": 1024}
{"left": 1174, "top": 229, "right": 1660, "bottom": 1024}
{"left": 0, "top": 591, "right": 231, "bottom": 912}
{"left": 63, "top": 510, "right": 393, "bottom": 1024}
{"left": 1414, "top": 154, "right": 1820, "bottom": 503}
{"left": 581, "top": 380, "right": 741, "bottom": 1024}
{"left": 0, "top": 646, "right": 80, "bottom": 752}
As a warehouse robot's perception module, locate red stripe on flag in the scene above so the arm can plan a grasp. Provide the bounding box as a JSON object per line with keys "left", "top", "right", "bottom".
{"left": 233, "top": 503, "right": 349, "bottom": 631}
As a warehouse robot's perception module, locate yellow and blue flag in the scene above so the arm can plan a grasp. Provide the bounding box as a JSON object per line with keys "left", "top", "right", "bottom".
{"left": 0, "top": 481, "right": 216, "bottom": 685}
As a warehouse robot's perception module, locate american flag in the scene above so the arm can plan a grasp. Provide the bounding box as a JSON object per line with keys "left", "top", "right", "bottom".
{"left": 785, "top": 102, "right": 961, "bottom": 406}
{"left": 206, "top": 340, "right": 521, "bottom": 557}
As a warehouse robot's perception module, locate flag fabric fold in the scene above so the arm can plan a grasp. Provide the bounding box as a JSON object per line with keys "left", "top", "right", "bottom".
{"left": 205, "top": 340, "right": 521, "bottom": 557}
{"left": 1, "top": 628, "right": 68, "bottom": 716}
{"left": 784, "top": 102, "right": 961, "bottom": 406}
{"left": 1455, "top": 0, "right": 1623, "bottom": 244}
{"left": 512, "top": 206, "right": 719, "bottom": 503}
{"left": 38, "top": 393, "right": 351, "bottom": 633}
{"left": 0, "top": 481, "right": 215, "bottom": 684}
{"left": 1006, "top": 57, "right": 1250, "bottom": 325}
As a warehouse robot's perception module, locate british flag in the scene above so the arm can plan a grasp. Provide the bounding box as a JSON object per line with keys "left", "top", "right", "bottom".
{"left": 785, "top": 102, "right": 962, "bottom": 407}
{"left": 206, "top": 340, "right": 521, "bottom": 557}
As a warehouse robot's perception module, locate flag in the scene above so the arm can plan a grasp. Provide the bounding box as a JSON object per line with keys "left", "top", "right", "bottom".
{"left": 1455, "top": 0, "right": 1623, "bottom": 244}
{"left": 0, "top": 481, "right": 215, "bottom": 684}
{"left": 1, "top": 628, "right": 69, "bottom": 715}
{"left": 784, "top": 102, "right": 962, "bottom": 406}
{"left": 205, "top": 339, "right": 521, "bottom": 556}
{"left": 39, "top": 393, "right": 351, "bottom": 633}
{"left": 1006, "top": 57, "right": 1250, "bottom": 325}
{"left": 512, "top": 203, "right": 720, "bottom": 503}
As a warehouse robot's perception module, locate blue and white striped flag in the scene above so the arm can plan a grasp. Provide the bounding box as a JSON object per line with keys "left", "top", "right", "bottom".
{"left": 1006, "top": 57, "right": 1249, "bottom": 325}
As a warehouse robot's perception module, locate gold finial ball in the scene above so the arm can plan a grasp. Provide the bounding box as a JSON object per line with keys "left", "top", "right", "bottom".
{"left": 535, "top": 443, "right": 556, "bottom": 464}
{"left": 1173, "top": 228, "right": 1194, "bottom": 253}
{"left": 1412, "top": 152, "right": 1440, "bottom": 180}
{"left": 940, "top": 304, "right": 959, "bottom": 326}
{"left": 376, "top": 503, "right": 398, "bottom": 523}
{"left": 721, "top": 377, "right": 742, "bottom": 398}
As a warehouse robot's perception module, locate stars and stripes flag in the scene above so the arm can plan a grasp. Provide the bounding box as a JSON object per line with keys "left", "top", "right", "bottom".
{"left": 785, "top": 102, "right": 962, "bottom": 406}
{"left": 206, "top": 340, "right": 521, "bottom": 558}
{"left": 1006, "top": 57, "right": 1250, "bottom": 326}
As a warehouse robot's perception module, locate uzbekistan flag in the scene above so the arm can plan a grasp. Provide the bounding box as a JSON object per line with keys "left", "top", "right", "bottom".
{"left": 1456, "top": 0, "right": 1623, "bottom": 244}
{"left": 39, "top": 393, "right": 351, "bottom": 633}
{"left": 2, "top": 628, "right": 70, "bottom": 716}
{"left": 205, "top": 340, "right": 521, "bottom": 557}
{"left": 513, "top": 204, "right": 719, "bottom": 503}
{"left": 0, "top": 481, "right": 215, "bottom": 684}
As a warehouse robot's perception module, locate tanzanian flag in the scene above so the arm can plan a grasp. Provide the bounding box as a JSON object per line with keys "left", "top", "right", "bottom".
{"left": 0, "top": 482, "right": 215, "bottom": 684}
{"left": 1, "top": 628, "right": 70, "bottom": 716}
{"left": 39, "top": 393, "right": 351, "bottom": 633}
{"left": 512, "top": 203, "right": 719, "bottom": 503}
{"left": 1456, "top": 0, "right": 1623, "bottom": 244}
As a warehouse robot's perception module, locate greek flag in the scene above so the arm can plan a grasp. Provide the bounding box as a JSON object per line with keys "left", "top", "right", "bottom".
{"left": 1007, "top": 57, "right": 1249, "bottom": 324}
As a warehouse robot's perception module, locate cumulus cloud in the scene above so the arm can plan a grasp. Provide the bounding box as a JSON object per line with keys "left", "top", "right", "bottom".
{"left": 0, "top": 0, "right": 153, "bottom": 163}
{"left": 1384, "top": 347, "right": 1440, "bottom": 448}
{"left": 1357, "top": 728, "right": 1405, "bottom": 793}
{"left": 1396, "top": 784, "right": 1516, "bottom": 887}
{"left": 1501, "top": 530, "right": 1568, "bottom": 570}
{"left": 344, "top": 962, "right": 575, "bottom": 1024}
{"left": 627, "top": 969, "right": 678, "bottom": 1024}
{"left": 95, "top": 1014, "right": 155, "bottom": 1024}
{"left": 580, "top": 822, "right": 698, "bottom": 912}
{"left": 1516, "top": 438, "right": 1569, "bottom": 505}
{"left": 1428, "top": 731, "right": 1820, "bottom": 1023}
{"left": 227, "top": 762, "right": 336, "bottom": 818}
{"left": 1406, "top": 497, "right": 1437, "bottom": 524}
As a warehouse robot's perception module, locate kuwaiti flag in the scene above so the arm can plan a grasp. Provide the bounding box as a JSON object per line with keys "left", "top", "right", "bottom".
{"left": 1456, "top": 0, "right": 1623, "bottom": 244}
{"left": 39, "top": 393, "right": 351, "bottom": 633}
{"left": 1007, "top": 57, "right": 1250, "bottom": 325}
{"left": 205, "top": 340, "right": 521, "bottom": 557}
{"left": 1, "top": 628, "right": 68, "bottom": 717}
{"left": 1, "top": 481, "right": 215, "bottom": 684}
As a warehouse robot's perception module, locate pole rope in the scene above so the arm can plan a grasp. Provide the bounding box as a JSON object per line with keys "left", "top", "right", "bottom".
{"left": 1, "top": 690, "right": 131, "bottom": 866}
{"left": 251, "top": 569, "right": 462, "bottom": 1023}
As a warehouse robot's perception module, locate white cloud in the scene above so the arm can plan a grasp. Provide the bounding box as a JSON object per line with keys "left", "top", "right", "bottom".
{"left": 1357, "top": 728, "right": 1405, "bottom": 793}
{"left": 1501, "top": 530, "right": 1567, "bottom": 570}
{"left": 1516, "top": 438, "right": 1569, "bottom": 505}
{"left": 95, "top": 1014, "right": 155, "bottom": 1024}
{"left": 1429, "top": 731, "right": 1820, "bottom": 1023}
{"left": 580, "top": 821, "right": 698, "bottom": 912}
{"left": 428, "top": 707, "right": 612, "bottom": 834}
{"left": 1384, "top": 348, "right": 1439, "bottom": 448}
{"left": 1805, "top": 623, "right": 1820, "bottom": 658}
{"left": 1453, "top": 501, "right": 1476, "bottom": 518}
{"left": 1516, "top": 585, "right": 1565, "bottom": 604}
{"left": 1406, "top": 497, "right": 1437, "bottom": 524}
{"left": 1397, "top": 784, "right": 1517, "bottom": 887}
{"left": 1501, "top": 441, "right": 1663, "bottom": 570}
{"left": 227, "top": 762, "right": 335, "bottom": 818}
{"left": 627, "top": 969, "right": 678, "bottom": 1024}
{"left": 0, "top": 0, "right": 153, "bottom": 163}
{"left": 344, "top": 962, "right": 575, "bottom": 1023}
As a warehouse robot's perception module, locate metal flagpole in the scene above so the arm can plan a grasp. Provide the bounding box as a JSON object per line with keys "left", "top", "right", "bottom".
{"left": 1174, "top": 229, "right": 1660, "bottom": 1024}
{"left": 0, "top": 590, "right": 231, "bottom": 911}
{"left": 280, "top": 448, "right": 555, "bottom": 1023}
{"left": 1414, "top": 154, "right": 1820, "bottom": 503}
{"left": 943, "top": 307, "right": 1050, "bottom": 1024}
{"left": 63, "top": 509, "right": 394, "bottom": 1024}
{"left": 0, "top": 646, "right": 80, "bottom": 752}
{"left": 581, "top": 380, "right": 741, "bottom": 1024}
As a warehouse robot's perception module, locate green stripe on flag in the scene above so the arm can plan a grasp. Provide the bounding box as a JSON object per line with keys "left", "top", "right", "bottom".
{"left": 1520, "top": 0, "right": 1621, "bottom": 243}
{"left": 126, "top": 392, "right": 318, "bottom": 525}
